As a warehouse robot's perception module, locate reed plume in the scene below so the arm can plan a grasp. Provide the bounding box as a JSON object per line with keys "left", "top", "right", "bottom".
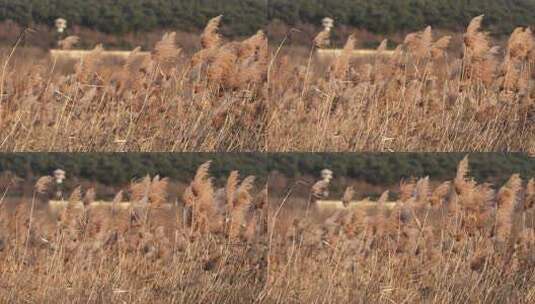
{"left": 58, "top": 35, "right": 80, "bottom": 50}
{"left": 404, "top": 26, "right": 433, "bottom": 60}
{"left": 201, "top": 15, "right": 223, "bottom": 49}
{"left": 83, "top": 188, "right": 96, "bottom": 206}
{"left": 68, "top": 186, "right": 82, "bottom": 203}
{"left": 152, "top": 32, "right": 181, "bottom": 66}
{"left": 226, "top": 171, "right": 239, "bottom": 220}
{"left": 495, "top": 176, "right": 518, "bottom": 243}
{"left": 149, "top": 175, "right": 168, "bottom": 206}
{"left": 75, "top": 44, "right": 103, "bottom": 82}
{"left": 111, "top": 190, "right": 123, "bottom": 215}
{"left": 183, "top": 161, "right": 221, "bottom": 234}
{"left": 229, "top": 176, "right": 255, "bottom": 240}
{"left": 131, "top": 175, "right": 151, "bottom": 204}
{"left": 34, "top": 176, "right": 53, "bottom": 194}
{"left": 331, "top": 34, "right": 356, "bottom": 80}
{"left": 502, "top": 27, "right": 533, "bottom": 92}
{"left": 313, "top": 29, "right": 331, "bottom": 49}
{"left": 342, "top": 186, "right": 355, "bottom": 207}
{"left": 525, "top": 179, "right": 535, "bottom": 211}
{"left": 463, "top": 15, "right": 497, "bottom": 85}
{"left": 377, "top": 190, "right": 389, "bottom": 205}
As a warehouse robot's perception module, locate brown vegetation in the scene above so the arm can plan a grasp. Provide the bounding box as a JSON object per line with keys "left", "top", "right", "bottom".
{"left": 0, "top": 16, "right": 268, "bottom": 151}
{"left": 1, "top": 15, "right": 534, "bottom": 151}
{"left": 268, "top": 16, "right": 535, "bottom": 152}
{"left": 267, "top": 157, "right": 535, "bottom": 302}
{"left": 0, "top": 162, "right": 267, "bottom": 303}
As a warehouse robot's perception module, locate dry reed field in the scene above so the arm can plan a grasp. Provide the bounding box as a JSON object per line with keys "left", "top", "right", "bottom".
{"left": 0, "top": 16, "right": 268, "bottom": 151}
{"left": 0, "top": 15, "right": 534, "bottom": 152}
{"left": 268, "top": 16, "right": 535, "bottom": 152}
{"left": 0, "top": 162, "right": 268, "bottom": 303}
{"left": 267, "top": 156, "right": 535, "bottom": 303}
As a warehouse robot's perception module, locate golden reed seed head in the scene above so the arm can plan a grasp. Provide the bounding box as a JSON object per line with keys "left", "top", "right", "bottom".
{"left": 35, "top": 176, "right": 53, "bottom": 194}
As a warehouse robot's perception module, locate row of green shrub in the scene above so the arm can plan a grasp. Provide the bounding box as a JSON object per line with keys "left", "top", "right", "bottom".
{"left": 269, "top": 154, "right": 535, "bottom": 186}
{"left": 2, "top": 1, "right": 533, "bottom": 37}
{"left": 0, "top": 154, "right": 532, "bottom": 187}
{"left": 0, "top": 154, "right": 267, "bottom": 186}
{"left": 269, "top": 0, "right": 535, "bottom": 35}
{"left": 0, "top": 0, "right": 267, "bottom": 36}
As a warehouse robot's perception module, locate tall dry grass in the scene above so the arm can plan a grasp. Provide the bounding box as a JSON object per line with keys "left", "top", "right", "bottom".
{"left": 0, "top": 15, "right": 534, "bottom": 152}
{"left": 266, "top": 156, "right": 535, "bottom": 303}
{"left": 268, "top": 16, "right": 535, "bottom": 152}
{"left": 0, "top": 16, "right": 268, "bottom": 151}
{"left": 0, "top": 162, "right": 267, "bottom": 303}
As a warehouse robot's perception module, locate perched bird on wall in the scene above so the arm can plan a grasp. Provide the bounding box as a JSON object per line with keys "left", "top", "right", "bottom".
{"left": 53, "top": 169, "right": 66, "bottom": 200}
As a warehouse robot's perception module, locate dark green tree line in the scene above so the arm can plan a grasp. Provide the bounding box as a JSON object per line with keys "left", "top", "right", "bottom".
{"left": 268, "top": 0, "right": 535, "bottom": 35}
{"left": 0, "top": 153, "right": 532, "bottom": 188}
{"left": 0, "top": 154, "right": 267, "bottom": 186}
{"left": 0, "top": 0, "right": 267, "bottom": 36}
{"left": 1, "top": 1, "right": 532, "bottom": 37}
{"left": 268, "top": 154, "right": 535, "bottom": 186}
